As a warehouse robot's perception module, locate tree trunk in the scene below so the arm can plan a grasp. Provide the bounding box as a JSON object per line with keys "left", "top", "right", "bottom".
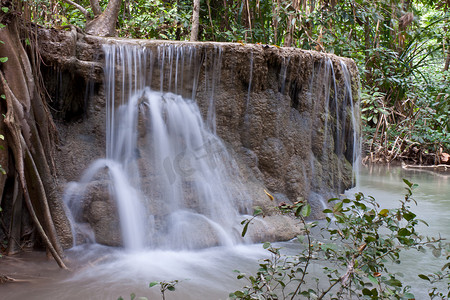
{"left": 90, "top": 0, "right": 103, "bottom": 16}
{"left": 85, "top": 0, "right": 122, "bottom": 37}
{"left": 190, "top": 0, "right": 200, "bottom": 41}
{"left": 0, "top": 11, "right": 68, "bottom": 268}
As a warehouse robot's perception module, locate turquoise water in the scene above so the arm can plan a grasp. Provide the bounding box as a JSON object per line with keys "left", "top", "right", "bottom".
{"left": 347, "top": 165, "right": 450, "bottom": 298}
{"left": 1, "top": 165, "right": 448, "bottom": 299}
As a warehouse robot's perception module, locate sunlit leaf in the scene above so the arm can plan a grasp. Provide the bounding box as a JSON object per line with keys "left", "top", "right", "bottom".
{"left": 264, "top": 189, "right": 274, "bottom": 201}
{"left": 379, "top": 209, "right": 389, "bottom": 217}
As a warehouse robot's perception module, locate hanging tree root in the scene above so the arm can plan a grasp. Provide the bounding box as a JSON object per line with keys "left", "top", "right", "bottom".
{"left": 1, "top": 72, "right": 67, "bottom": 269}
{"left": 0, "top": 17, "right": 68, "bottom": 268}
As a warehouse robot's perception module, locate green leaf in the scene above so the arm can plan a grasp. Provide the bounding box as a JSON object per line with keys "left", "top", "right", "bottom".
{"left": 0, "top": 57, "right": 7, "bottom": 63}
{"left": 398, "top": 228, "right": 411, "bottom": 236}
{"left": 379, "top": 209, "right": 389, "bottom": 217}
{"left": 368, "top": 274, "right": 378, "bottom": 285}
{"left": 263, "top": 242, "right": 271, "bottom": 249}
{"left": 333, "top": 202, "right": 343, "bottom": 214}
{"left": 130, "top": 293, "right": 136, "bottom": 300}
{"left": 149, "top": 281, "right": 159, "bottom": 288}
{"left": 233, "top": 291, "right": 245, "bottom": 297}
{"left": 241, "top": 221, "right": 249, "bottom": 237}
{"left": 365, "top": 235, "right": 377, "bottom": 243}
{"left": 402, "top": 179, "right": 413, "bottom": 188}
{"left": 167, "top": 286, "right": 175, "bottom": 291}
{"left": 301, "top": 204, "right": 311, "bottom": 217}
{"left": 321, "top": 243, "right": 338, "bottom": 251}
{"left": 2, "top": 7, "right": 9, "bottom": 13}
{"left": 384, "top": 278, "right": 402, "bottom": 287}
{"left": 403, "top": 211, "right": 416, "bottom": 221}
{"left": 0, "top": 134, "right": 3, "bottom": 140}
{"left": 418, "top": 274, "right": 430, "bottom": 281}
{"left": 253, "top": 206, "right": 262, "bottom": 216}
{"left": 0, "top": 94, "right": 5, "bottom": 99}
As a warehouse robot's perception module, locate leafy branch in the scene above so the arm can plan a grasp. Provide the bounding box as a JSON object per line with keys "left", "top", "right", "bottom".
{"left": 230, "top": 181, "right": 449, "bottom": 299}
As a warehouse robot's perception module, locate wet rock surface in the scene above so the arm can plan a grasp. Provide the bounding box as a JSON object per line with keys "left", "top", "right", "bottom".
{"left": 40, "top": 29, "right": 359, "bottom": 247}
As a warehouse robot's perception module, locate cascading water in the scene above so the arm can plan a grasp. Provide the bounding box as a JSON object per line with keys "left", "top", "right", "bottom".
{"left": 340, "top": 61, "right": 361, "bottom": 188}
{"left": 299, "top": 56, "right": 360, "bottom": 210}
{"left": 64, "top": 43, "right": 251, "bottom": 250}
{"left": 2, "top": 41, "right": 364, "bottom": 300}
{"left": 62, "top": 40, "right": 361, "bottom": 253}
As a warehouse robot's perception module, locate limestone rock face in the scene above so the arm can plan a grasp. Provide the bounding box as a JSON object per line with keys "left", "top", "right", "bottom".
{"left": 84, "top": 182, "right": 122, "bottom": 246}
{"left": 39, "top": 29, "right": 359, "bottom": 247}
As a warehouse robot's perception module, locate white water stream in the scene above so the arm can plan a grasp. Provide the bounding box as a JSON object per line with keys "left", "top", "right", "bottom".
{"left": 64, "top": 43, "right": 252, "bottom": 251}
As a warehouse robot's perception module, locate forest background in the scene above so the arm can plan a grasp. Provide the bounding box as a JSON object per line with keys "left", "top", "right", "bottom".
{"left": 31, "top": 0, "right": 450, "bottom": 166}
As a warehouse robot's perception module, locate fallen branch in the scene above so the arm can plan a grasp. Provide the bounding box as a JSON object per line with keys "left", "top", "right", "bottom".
{"left": 402, "top": 163, "right": 450, "bottom": 170}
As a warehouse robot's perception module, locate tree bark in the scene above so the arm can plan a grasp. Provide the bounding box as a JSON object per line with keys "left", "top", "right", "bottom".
{"left": 85, "top": 0, "right": 122, "bottom": 37}
{"left": 0, "top": 13, "right": 68, "bottom": 268}
{"left": 190, "top": 0, "right": 200, "bottom": 41}
{"left": 90, "top": 0, "right": 103, "bottom": 16}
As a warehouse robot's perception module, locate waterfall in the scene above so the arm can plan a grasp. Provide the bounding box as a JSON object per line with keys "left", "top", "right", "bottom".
{"left": 340, "top": 61, "right": 361, "bottom": 188}
{"left": 65, "top": 43, "right": 251, "bottom": 250}
{"left": 63, "top": 41, "right": 361, "bottom": 250}
{"left": 303, "top": 56, "right": 360, "bottom": 205}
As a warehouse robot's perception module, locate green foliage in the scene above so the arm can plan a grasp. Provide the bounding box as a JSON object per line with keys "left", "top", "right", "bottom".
{"left": 230, "top": 181, "right": 449, "bottom": 299}
{"left": 241, "top": 206, "right": 264, "bottom": 237}
{"left": 149, "top": 280, "right": 179, "bottom": 300}
{"left": 419, "top": 247, "right": 450, "bottom": 299}
{"left": 118, "top": 280, "right": 179, "bottom": 300}
{"left": 117, "top": 1, "right": 192, "bottom": 40}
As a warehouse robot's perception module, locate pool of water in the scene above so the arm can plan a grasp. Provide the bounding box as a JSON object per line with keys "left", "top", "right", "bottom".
{"left": 347, "top": 165, "right": 450, "bottom": 298}
{"left": 1, "top": 165, "right": 448, "bottom": 299}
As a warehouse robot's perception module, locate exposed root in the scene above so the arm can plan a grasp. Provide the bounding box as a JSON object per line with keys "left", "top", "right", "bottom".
{"left": 0, "top": 17, "right": 69, "bottom": 269}
{"left": 0, "top": 275, "right": 20, "bottom": 284}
